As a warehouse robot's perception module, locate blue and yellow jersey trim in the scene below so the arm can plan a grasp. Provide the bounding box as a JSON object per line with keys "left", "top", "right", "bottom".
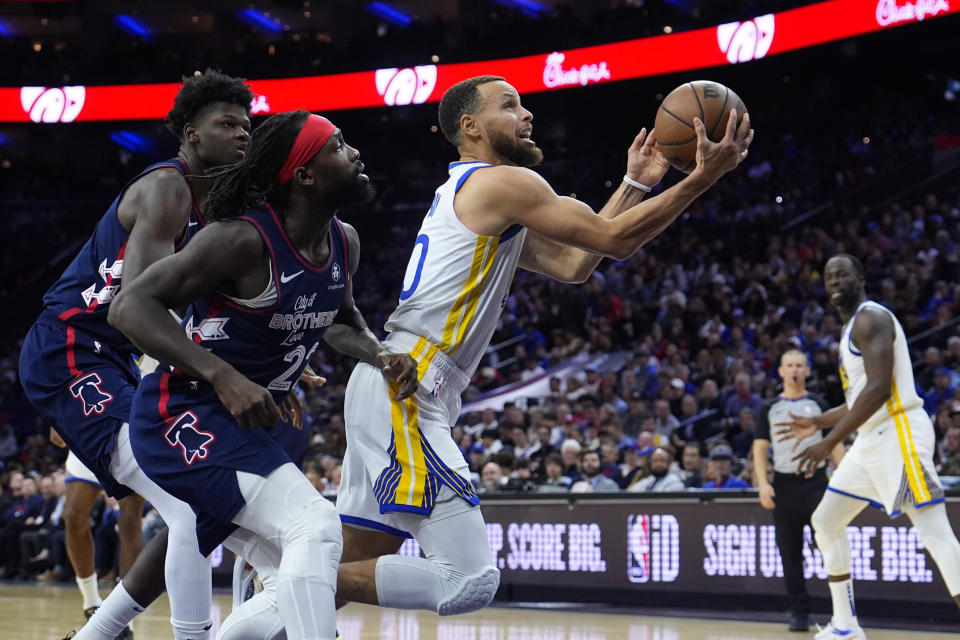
{"left": 372, "top": 337, "right": 479, "bottom": 514}
{"left": 439, "top": 234, "right": 500, "bottom": 354}
{"left": 886, "top": 376, "right": 934, "bottom": 505}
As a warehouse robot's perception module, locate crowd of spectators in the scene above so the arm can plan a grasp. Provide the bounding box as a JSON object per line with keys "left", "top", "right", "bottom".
{"left": 1, "top": 0, "right": 960, "bottom": 582}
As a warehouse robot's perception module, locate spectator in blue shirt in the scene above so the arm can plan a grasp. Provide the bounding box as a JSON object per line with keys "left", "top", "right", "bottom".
{"left": 703, "top": 445, "right": 749, "bottom": 489}
{"left": 724, "top": 372, "right": 763, "bottom": 420}
{"left": 924, "top": 366, "right": 955, "bottom": 415}
{"left": 1, "top": 474, "right": 43, "bottom": 578}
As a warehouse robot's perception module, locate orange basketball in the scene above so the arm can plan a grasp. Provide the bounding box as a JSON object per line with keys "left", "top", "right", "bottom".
{"left": 653, "top": 80, "right": 746, "bottom": 173}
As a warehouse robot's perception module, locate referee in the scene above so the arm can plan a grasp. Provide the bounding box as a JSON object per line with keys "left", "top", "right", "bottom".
{"left": 753, "top": 349, "right": 845, "bottom": 632}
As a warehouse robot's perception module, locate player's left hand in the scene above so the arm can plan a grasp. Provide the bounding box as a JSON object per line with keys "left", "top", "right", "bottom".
{"left": 625, "top": 127, "right": 670, "bottom": 189}
{"left": 376, "top": 352, "right": 419, "bottom": 400}
{"left": 792, "top": 440, "right": 833, "bottom": 478}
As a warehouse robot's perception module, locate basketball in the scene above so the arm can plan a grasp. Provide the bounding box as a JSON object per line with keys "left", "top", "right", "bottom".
{"left": 654, "top": 80, "right": 747, "bottom": 173}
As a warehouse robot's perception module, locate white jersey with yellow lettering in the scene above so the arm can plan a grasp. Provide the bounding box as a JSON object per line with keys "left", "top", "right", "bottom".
{"left": 385, "top": 160, "right": 527, "bottom": 379}
{"left": 830, "top": 300, "right": 943, "bottom": 514}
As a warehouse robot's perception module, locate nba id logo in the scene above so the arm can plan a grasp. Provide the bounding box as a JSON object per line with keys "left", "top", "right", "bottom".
{"left": 627, "top": 514, "right": 680, "bottom": 584}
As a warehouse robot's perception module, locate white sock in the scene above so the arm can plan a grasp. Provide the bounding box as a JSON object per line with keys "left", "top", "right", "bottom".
{"left": 76, "top": 573, "right": 102, "bottom": 610}
{"left": 828, "top": 579, "right": 858, "bottom": 630}
{"left": 73, "top": 581, "right": 144, "bottom": 640}
{"left": 171, "top": 617, "right": 213, "bottom": 640}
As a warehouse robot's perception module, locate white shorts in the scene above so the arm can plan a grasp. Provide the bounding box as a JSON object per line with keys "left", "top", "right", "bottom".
{"left": 827, "top": 408, "right": 944, "bottom": 516}
{"left": 337, "top": 332, "right": 479, "bottom": 538}
{"left": 65, "top": 450, "right": 101, "bottom": 487}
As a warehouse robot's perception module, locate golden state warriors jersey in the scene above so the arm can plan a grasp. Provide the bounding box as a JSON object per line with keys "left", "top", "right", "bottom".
{"left": 385, "top": 161, "right": 527, "bottom": 376}
{"left": 838, "top": 300, "right": 923, "bottom": 432}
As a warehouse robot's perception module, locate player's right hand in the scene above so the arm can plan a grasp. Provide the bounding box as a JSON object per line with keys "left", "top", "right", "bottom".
{"left": 49, "top": 427, "right": 66, "bottom": 448}
{"left": 692, "top": 109, "right": 753, "bottom": 182}
{"left": 213, "top": 368, "right": 281, "bottom": 430}
{"left": 774, "top": 411, "right": 819, "bottom": 450}
{"left": 758, "top": 483, "right": 776, "bottom": 510}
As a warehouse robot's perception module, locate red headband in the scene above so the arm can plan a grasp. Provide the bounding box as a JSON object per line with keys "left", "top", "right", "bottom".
{"left": 276, "top": 114, "right": 336, "bottom": 184}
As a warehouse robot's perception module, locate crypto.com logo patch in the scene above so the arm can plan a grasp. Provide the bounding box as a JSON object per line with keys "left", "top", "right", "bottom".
{"left": 717, "top": 14, "right": 775, "bottom": 64}
{"left": 21, "top": 86, "right": 86, "bottom": 123}
{"left": 375, "top": 65, "right": 437, "bottom": 106}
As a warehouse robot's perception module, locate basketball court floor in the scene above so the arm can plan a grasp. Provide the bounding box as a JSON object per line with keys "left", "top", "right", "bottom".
{"left": 4, "top": 583, "right": 957, "bottom": 640}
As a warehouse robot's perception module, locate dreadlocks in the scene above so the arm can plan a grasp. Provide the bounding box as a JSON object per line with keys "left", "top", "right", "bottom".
{"left": 205, "top": 110, "right": 309, "bottom": 222}
{"left": 164, "top": 69, "right": 254, "bottom": 141}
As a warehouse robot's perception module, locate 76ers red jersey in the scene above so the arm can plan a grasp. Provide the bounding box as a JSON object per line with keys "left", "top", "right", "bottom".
{"left": 43, "top": 157, "right": 205, "bottom": 357}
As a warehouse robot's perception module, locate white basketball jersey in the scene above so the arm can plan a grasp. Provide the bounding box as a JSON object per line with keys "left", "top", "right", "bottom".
{"left": 838, "top": 300, "right": 923, "bottom": 432}
{"left": 385, "top": 161, "right": 527, "bottom": 375}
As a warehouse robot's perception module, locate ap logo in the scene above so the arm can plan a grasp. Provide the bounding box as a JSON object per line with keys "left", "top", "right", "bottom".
{"left": 164, "top": 411, "right": 215, "bottom": 466}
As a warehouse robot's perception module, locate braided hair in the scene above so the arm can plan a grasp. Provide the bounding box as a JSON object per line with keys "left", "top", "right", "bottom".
{"left": 164, "top": 69, "right": 253, "bottom": 141}
{"left": 205, "top": 110, "right": 309, "bottom": 222}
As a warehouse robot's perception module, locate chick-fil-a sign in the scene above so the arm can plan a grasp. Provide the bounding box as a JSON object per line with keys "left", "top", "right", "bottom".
{"left": 1, "top": 0, "right": 956, "bottom": 123}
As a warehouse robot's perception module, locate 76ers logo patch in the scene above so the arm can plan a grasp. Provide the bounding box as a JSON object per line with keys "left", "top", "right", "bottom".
{"left": 164, "top": 411, "right": 215, "bottom": 466}
{"left": 69, "top": 373, "right": 114, "bottom": 417}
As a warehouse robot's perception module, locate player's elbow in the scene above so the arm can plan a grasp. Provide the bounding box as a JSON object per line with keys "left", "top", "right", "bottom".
{"left": 107, "top": 291, "right": 133, "bottom": 331}
{"left": 865, "top": 383, "right": 891, "bottom": 405}
{"left": 607, "top": 243, "right": 633, "bottom": 262}
{"left": 560, "top": 266, "right": 592, "bottom": 285}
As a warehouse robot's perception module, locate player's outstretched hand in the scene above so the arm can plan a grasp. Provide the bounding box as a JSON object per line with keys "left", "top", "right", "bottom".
{"left": 376, "top": 352, "right": 419, "bottom": 400}
{"left": 792, "top": 440, "right": 832, "bottom": 478}
{"left": 773, "top": 411, "right": 819, "bottom": 450}
{"left": 625, "top": 127, "right": 669, "bottom": 189}
{"left": 692, "top": 109, "right": 753, "bottom": 183}
{"left": 213, "top": 368, "right": 281, "bottom": 430}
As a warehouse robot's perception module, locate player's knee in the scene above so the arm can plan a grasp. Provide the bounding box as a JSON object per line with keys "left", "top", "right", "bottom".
{"left": 62, "top": 503, "right": 90, "bottom": 532}
{"left": 285, "top": 501, "right": 342, "bottom": 554}
{"left": 116, "top": 510, "right": 143, "bottom": 541}
{"left": 437, "top": 565, "right": 500, "bottom": 616}
{"left": 810, "top": 502, "right": 834, "bottom": 538}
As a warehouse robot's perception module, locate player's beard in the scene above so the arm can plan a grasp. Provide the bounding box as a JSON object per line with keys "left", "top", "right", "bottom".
{"left": 332, "top": 172, "right": 375, "bottom": 208}
{"left": 487, "top": 126, "right": 543, "bottom": 168}
{"left": 831, "top": 284, "right": 862, "bottom": 314}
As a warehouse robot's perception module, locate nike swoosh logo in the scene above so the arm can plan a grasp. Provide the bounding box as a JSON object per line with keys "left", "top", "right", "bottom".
{"left": 280, "top": 270, "right": 304, "bottom": 283}
{"left": 187, "top": 221, "right": 198, "bottom": 227}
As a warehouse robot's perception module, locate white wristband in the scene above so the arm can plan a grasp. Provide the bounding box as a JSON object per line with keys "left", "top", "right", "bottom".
{"left": 623, "top": 175, "right": 652, "bottom": 192}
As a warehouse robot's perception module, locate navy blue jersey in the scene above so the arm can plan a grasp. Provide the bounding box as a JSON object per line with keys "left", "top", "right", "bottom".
{"left": 178, "top": 203, "right": 349, "bottom": 404}
{"left": 43, "top": 157, "right": 205, "bottom": 357}
{"left": 130, "top": 204, "right": 349, "bottom": 551}
{"left": 20, "top": 157, "right": 205, "bottom": 498}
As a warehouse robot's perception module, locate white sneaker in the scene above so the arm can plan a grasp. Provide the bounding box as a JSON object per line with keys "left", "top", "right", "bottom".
{"left": 814, "top": 620, "right": 868, "bottom": 639}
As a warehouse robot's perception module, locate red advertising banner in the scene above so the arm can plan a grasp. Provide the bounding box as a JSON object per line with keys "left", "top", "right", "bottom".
{"left": 2, "top": 0, "right": 956, "bottom": 123}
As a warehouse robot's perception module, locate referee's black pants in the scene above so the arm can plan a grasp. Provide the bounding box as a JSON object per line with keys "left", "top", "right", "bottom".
{"left": 772, "top": 468, "right": 828, "bottom": 616}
